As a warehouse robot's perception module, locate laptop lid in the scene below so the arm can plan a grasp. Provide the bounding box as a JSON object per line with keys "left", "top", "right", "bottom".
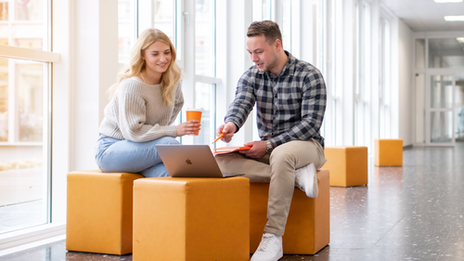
{"left": 155, "top": 144, "right": 239, "bottom": 178}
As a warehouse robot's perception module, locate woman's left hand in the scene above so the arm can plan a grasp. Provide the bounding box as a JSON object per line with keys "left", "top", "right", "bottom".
{"left": 175, "top": 120, "right": 201, "bottom": 136}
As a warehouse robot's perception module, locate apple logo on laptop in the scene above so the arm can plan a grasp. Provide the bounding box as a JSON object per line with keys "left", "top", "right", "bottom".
{"left": 185, "top": 158, "right": 192, "bottom": 165}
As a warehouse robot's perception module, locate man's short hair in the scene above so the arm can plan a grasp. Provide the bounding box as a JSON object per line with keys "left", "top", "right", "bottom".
{"left": 247, "top": 20, "right": 283, "bottom": 46}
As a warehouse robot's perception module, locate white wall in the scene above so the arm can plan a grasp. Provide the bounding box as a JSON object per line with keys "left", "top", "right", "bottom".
{"left": 397, "top": 19, "right": 413, "bottom": 146}
{"left": 72, "top": 0, "right": 119, "bottom": 170}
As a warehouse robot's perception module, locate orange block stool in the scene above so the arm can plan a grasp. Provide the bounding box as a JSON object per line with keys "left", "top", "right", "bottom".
{"left": 323, "top": 146, "right": 368, "bottom": 187}
{"left": 375, "top": 139, "right": 403, "bottom": 166}
{"left": 66, "top": 170, "right": 143, "bottom": 255}
{"left": 133, "top": 177, "right": 250, "bottom": 261}
{"left": 250, "top": 169, "right": 330, "bottom": 255}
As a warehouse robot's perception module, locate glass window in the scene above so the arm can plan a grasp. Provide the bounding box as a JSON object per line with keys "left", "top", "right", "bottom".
{"left": 415, "top": 39, "right": 425, "bottom": 69}
{"left": 195, "top": 0, "right": 215, "bottom": 77}
{"left": 430, "top": 111, "right": 453, "bottom": 143}
{"left": 355, "top": 3, "right": 360, "bottom": 96}
{"left": 353, "top": 2, "right": 371, "bottom": 147}
{"left": 312, "top": 0, "right": 323, "bottom": 71}
{"left": 118, "top": 0, "right": 136, "bottom": 64}
{"left": 282, "top": 0, "right": 291, "bottom": 53}
{"left": 15, "top": 0, "right": 42, "bottom": 21}
{"left": 456, "top": 74, "right": 464, "bottom": 139}
{"left": 16, "top": 62, "right": 43, "bottom": 142}
{"left": 153, "top": 0, "right": 175, "bottom": 43}
{"left": 428, "top": 38, "right": 464, "bottom": 68}
{"left": 194, "top": 82, "right": 215, "bottom": 144}
{"left": 0, "top": 58, "right": 8, "bottom": 142}
{"left": 379, "top": 17, "right": 391, "bottom": 138}
{"left": 431, "top": 75, "right": 453, "bottom": 109}
{"left": 0, "top": 58, "right": 48, "bottom": 234}
{"left": 0, "top": 2, "right": 8, "bottom": 21}
{"left": 363, "top": 3, "right": 370, "bottom": 102}
{"left": 415, "top": 73, "right": 425, "bottom": 143}
{"left": 0, "top": 0, "right": 51, "bottom": 235}
{"left": 253, "top": 0, "right": 272, "bottom": 21}
{"left": 2, "top": 0, "right": 47, "bottom": 51}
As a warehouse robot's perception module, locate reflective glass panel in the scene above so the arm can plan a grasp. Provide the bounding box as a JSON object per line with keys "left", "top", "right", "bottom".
{"left": 0, "top": 59, "right": 47, "bottom": 233}
{"left": 430, "top": 111, "right": 453, "bottom": 143}
{"left": 2, "top": 0, "right": 46, "bottom": 50}
{"left": 15, "top": 62, "right": 43, "bottom": 142}
{"left": 153, "top": 0, "right": 175, "bottom": 43}
{"left": 193, "top": 82, "right": 215, "bottom": 145}
{"left": 195, "top": 0, "right": 215, "bottom": 77}
{"left": 15, "top": 0, "right": 42, "bottom": 21}
{"left": 415, "top": 73, "right": 425, "bottom": 143}
{"left": 0, "top": 58, "right": 7, "bottom": 142}
{"left": 0, "top": 2, "right": 8, "bottom": 21}
{"left": 118, "top": 0, "right": 136, "bottom": 64}
{"left": 428, "top": 38, "right": 464, "bottom": 68}
{"left": 431, "top": 75, "right": 453, "bottom": 109}
{"left": 455, "top": 74, "right": 464, "bottom": 140}
{"left": 282, "top": 0, "right": 291, "bottom": 53}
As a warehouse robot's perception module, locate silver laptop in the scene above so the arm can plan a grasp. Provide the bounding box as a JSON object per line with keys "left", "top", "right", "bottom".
{"left": 155, "top": 144, "right": 244, "bottom": 178}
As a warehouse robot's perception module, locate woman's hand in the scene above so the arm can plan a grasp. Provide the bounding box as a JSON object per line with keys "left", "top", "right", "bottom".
{"left": 176, "top": 120, "right": 201, "bottom": 136}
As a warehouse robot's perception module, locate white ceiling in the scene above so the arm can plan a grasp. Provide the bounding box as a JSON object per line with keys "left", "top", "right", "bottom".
{"left": 380, "top": 0, "right": 464, "bottom": 31}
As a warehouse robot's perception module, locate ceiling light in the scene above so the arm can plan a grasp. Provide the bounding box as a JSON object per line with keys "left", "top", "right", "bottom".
{"left": 434, "top": 0, "right": 463, "bottom": 2}
{"left": 457, "top": 37, "right": 464, "bottom": 43}
{"left": 444, "top": 15, "right": 464, "bottom": 21}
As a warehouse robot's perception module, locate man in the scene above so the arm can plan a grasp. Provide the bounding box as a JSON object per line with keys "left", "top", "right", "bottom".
{"left": 215, "top": 20, "right": 327, "bottom": 261}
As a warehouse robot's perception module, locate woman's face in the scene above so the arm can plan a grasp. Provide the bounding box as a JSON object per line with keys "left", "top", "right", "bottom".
{"left": 142, "top": 41, "right": 172, "bottom": 76}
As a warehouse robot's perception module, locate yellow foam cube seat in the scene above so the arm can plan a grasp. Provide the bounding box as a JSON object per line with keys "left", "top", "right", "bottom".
{"left": 133, "top": 177, "right": 250, "bottom": 261}
{"left": 375, "top": 139, "right": 403, "bottom": 166}
{"left": 323, "top": 146, "right": 368, "bottom": 187}
{"left": 250, "top": 169, "right": 330, "bottom": 255}
{"left": 66, "top": 170, "right": 143, "bottom": 255}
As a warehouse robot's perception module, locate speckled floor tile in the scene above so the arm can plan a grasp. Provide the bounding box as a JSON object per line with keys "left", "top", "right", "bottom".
{"left": 1, "top": 143, "right": 463, "bottom": 261}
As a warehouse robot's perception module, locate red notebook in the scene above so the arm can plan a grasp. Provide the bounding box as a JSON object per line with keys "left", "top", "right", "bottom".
{"left": 213, "top": 146, "right": 251, "bottom": 155}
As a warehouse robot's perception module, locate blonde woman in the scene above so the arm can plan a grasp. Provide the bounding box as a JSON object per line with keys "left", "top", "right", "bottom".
{"left": 95, "top": 28, "right": 200, "bottom": 177}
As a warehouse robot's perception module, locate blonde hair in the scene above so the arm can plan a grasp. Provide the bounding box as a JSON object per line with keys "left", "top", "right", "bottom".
{"left": 108, "top": 28, "right": 181, "bottom": 106}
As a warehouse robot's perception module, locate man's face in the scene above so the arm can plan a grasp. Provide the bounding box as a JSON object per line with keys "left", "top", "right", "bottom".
{"left": 246, "top": 35, "right": 279, "bottom": 72}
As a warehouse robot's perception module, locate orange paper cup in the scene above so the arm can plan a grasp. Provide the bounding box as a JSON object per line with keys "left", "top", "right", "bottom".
{"left": 186, "top": 109, "right": 202, "bottom": 135}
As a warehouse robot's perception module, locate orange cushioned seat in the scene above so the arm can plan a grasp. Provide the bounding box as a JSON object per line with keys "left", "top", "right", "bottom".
{"left": 66, "top": 170, "right": 143, "bottom": 255}
{"left": 375, "top": 139, "right": 403, "bottom": 166}
{"left": 250, "top": 169, "right": 330, "bottom": 255}
{"left": 133, "top": 177, "right": 250, "bottom": 261}
{"left": 323, "top": 146, "right": 368, "bottom": 187}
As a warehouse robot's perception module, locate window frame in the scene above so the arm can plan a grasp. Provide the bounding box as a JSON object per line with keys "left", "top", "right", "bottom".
{"left": 0, "top": 0, "right": 67, "bottom": 250}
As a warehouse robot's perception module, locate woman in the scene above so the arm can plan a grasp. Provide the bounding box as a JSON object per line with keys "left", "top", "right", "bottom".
{"left": 95, "top": 28, "right": 200, "bottom": 177}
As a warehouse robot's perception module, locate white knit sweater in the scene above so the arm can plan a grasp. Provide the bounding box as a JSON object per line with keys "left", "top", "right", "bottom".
{"left": 99, "top": 78, "right": 184, "bottom": 142}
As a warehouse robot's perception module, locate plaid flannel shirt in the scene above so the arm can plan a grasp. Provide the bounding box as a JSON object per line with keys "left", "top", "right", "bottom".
{"left": 224, "top": 51, "right": 327, "bottom": 148}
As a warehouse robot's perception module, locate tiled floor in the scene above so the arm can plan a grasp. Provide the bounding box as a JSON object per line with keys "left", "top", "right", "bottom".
{"left": 1, "top": 143, "right": 464, "bottom": 261}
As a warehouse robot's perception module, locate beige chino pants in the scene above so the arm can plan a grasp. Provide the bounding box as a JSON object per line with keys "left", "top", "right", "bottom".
{"left": 215, "top": 139, "right": 326, "bottom": 236}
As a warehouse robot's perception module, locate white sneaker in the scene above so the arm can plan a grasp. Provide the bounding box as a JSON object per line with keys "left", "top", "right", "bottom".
{"left": 294, "top": 163, "right": 318, "bottom": 198}
{"left": 250, "top": 233, "right": 283, "bottom": 261}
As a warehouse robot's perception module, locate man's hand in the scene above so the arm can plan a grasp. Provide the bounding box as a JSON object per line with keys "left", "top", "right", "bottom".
{"left": 239, "top": 141, "right": 267, "bottom": 158}
{"left": 216, "top": 122, "right": 237, "bottom": 143}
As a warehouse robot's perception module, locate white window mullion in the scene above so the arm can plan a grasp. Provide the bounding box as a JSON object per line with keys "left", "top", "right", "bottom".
{"left": 182, "top": 0, "right": 195, "bottom": 110}
{"left": 195, "top": 75, "right": 221, "bottom": 85}
{"left": 7, "top": 59, "right": 15, "bottom": 143}
{"left": 176, "top": 0, "right": 185, "bottom": 70}
{"left": 291, "top": 0, "right": 300, "bottom": 57}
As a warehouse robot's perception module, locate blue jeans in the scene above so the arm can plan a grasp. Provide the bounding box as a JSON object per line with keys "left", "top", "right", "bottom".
{"left": 95, "top": 134, "right": 180, "bottom": 177}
